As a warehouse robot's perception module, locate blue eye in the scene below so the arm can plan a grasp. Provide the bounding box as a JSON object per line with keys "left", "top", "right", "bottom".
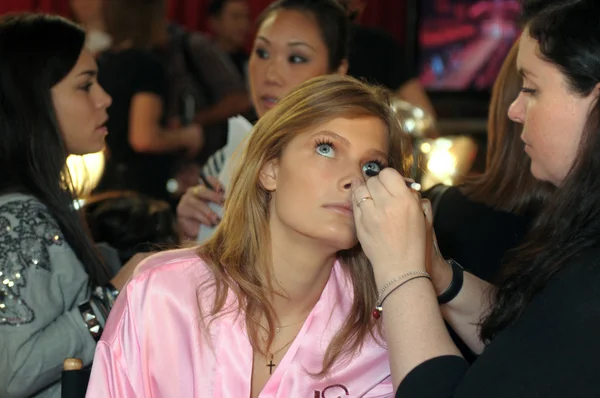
{"left": 362, "top": 161, "right": 382, "bottom": 177}
{"left": 316, "top": 142, "right": 335, "bottom": 158}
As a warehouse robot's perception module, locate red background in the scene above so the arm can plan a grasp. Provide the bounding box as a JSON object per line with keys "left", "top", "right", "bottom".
{"left": 0, "top": 0, "right": 407, "bottom": 43}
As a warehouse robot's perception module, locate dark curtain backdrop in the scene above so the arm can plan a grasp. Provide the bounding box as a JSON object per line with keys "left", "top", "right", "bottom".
{"left": 0, "top": 0, "right": 407, "bottom": 44}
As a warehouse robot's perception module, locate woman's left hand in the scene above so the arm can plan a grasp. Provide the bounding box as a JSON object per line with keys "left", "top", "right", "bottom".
{"left": 351, "top": 168, "right": 429, "bottom": 284}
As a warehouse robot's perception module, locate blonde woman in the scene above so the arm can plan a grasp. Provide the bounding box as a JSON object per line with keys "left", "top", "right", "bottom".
{"left": 87, "top": 75, "right": 411, "bottom": 397}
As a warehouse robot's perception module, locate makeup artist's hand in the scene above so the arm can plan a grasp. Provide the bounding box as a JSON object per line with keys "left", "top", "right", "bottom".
{"left": 351, "top": 168, "right": 429, "bottom": 285}
{"left": 176, "top": 177, "right": 224, "bottom": 240}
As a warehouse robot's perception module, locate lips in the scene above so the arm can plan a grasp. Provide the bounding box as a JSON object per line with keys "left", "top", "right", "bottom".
{"left": 260, "top": 95, "right": 279, "bottom": 109}
{"left": 96, "top": 118, "right": 108, "bottom": 129}
{"left": 323, "top": 202, "right": 354, "bottom": 217}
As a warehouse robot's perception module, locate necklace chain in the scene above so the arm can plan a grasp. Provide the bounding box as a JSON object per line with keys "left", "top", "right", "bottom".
{"left": 268, "top": 335, "right": 297, "bottom": 358}
{"left": 275, "top": 318, "right": 305, "bottom": 333}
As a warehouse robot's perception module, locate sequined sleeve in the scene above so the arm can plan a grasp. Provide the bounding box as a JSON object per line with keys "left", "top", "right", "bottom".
{"left": 0, "top": 196, "right": 97, "bottom": 397}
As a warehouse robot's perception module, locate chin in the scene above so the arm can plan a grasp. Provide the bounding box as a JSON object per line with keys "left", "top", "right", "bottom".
{"left": 323, "top": 232, "right": 358, "bottom": 252}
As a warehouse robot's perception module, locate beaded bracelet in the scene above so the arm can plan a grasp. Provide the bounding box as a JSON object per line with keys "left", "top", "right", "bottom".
{"left": 373, "top": 275, "right": 432, "bottom": 319}
{"left": 376, "top": 270, "right": 430, "bottom": 303}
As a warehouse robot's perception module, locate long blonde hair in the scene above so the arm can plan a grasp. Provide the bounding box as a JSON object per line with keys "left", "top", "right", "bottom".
{"left": 198, "top": 74, "right": 411, "bottom": 374}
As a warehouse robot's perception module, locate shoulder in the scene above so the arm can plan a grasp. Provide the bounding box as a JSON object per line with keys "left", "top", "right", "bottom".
{"left": 124, "top": 247, "right": 215, "bottom": 303}
{"left": 0, "top": 194, "right": 68, "bottom": 326}
{"left": 101, "top": 247, "right": 218, "bottom": 342}
{"left": 186, "top": 31, "right": 213, "bottom": 49}
{"left": 552, "top": 248, "right": 600, "bottom": 296}
{"left": 132, "top": 247, "right": 207, "bottom": 279}
{"left": 0, "top": 194, "right": 62, "bottom": 245}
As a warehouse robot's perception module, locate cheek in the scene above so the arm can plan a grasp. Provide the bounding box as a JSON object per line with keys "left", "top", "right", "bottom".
{"left": 296, "top": 64, "right": 329, "bottom": 85}
{"left": 248, "top": 61, "right": 261, "bottom": 90}
{"left": 274, "top": 160, "right": 332, "bottom": 209}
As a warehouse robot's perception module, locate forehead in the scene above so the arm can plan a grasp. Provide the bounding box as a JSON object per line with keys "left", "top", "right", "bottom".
{"left": 517, "top": 32, "right": 568, "bottom": 85}
{"left": 70, "top": 49, "right": 97, "bottom": 73}
{"left": 516, "top": 32, "right": 538, "bottom": 68}
{"left": 258, "top": 10, "right": 324, "bottom": 46}
{"left": 291, "top": 116, "right": 389, "bottom": 151}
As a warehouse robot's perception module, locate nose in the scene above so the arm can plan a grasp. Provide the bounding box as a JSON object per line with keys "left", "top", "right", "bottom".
{"left": 264, "top": 58, "right": 283, "bottom": 86}
{"left": 95, "top": 84, "right": 112, "bottom": 109}
{"left": 340, "top": 166, "right": 365, "bottom": 191}
{"left": 507, "top": 94, "right": 524, "bottom": 124}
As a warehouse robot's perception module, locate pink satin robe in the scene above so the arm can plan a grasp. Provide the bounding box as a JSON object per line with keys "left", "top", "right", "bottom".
{"left": 86, "top": 249, "right": 393, "bottom": 397}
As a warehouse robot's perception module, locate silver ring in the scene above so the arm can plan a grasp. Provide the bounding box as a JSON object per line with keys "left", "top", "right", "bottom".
{"left": 356, "top": 196, "right": 373, "bottom": 207}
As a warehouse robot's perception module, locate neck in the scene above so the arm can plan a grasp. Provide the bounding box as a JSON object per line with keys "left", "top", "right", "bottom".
{"left": 267, "top": 218, "right": 338, "bottom": 327}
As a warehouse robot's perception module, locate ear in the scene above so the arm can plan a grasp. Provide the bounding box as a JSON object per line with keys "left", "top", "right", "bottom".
{"left": 594, "top": 82, "right": 600, "bottom": 98}
{"left": 259, "top": 159, "right": 279, "bottom": 192}
{"left": 336, "top": 59, "right": 349, "bottom": 76}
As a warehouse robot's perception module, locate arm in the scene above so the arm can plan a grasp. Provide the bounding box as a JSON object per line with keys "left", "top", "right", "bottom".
{"left": 86, "top": 288, "right": 140, "bottom": 398}
{"left": 194, "top": 92, "right": 251, "bottom": 127}
{"left": 429, "top": 257, "right": 493, "bottom": 355}
{"left": 86, "top": 342, "right": 137, "bottom": 397}
{"left": 396, "top": 250, "right": 600, "bottom": 397}
{"left": 0, "top": 199, "right": 97, "bottom": 397}
{"left": 127, "top": 51, "right": 203, "bottom": 156}
{"left": 86, "top": 293, "right": 139, "bottom": 397}
{"left": 128, "top": 92, "right": 202, "bottom": 155}
{"left": 187, "top": 34, "right": 252, "bottom": 125}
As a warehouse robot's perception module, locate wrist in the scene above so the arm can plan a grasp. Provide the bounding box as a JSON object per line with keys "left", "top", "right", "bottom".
{"left": 431, "top": 256, "right": 453, "bottom": 295}
{"left": 436, "top": 258, "right": 464, "bottom": 304}
{"left": 371, "top": 259, "right": 427, "bottom": 289}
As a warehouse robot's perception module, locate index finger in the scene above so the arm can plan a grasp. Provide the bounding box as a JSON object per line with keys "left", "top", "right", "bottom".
{"left": 204, "top": 175, "right": 225, "bottom": 193}
{"left": 378, "top": 168, "right": 417, "bottom": 197}
{"left": 188, "top": 184, "right": 224, "bottom": 203}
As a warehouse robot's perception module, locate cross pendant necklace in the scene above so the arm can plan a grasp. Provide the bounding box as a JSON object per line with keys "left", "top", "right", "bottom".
{"left": 265, "top": 336, "right": 296, "bottom": 375}
{"left": 267, "top": 355, "right": 276, "bottom": 374}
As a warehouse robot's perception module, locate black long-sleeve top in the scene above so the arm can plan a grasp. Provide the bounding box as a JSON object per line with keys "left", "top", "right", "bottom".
{"left": 396, "top": 247, "right": 600, "bottom": 397}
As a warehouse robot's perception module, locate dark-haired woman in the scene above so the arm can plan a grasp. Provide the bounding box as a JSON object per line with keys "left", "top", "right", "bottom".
{"left": 352, "top": 0, "right": 600, "bottom": 396}
{"left": 0, "top": 13, "right": 138, "bottom": 397}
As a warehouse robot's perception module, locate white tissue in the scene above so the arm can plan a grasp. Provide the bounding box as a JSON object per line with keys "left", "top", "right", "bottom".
{"left": 196, "top": 115, "right": 253, "bottom": 242}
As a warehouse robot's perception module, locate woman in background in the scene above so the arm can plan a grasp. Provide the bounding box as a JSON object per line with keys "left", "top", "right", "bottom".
{"left": 176, "top": 0, "right": 350, "bottom": 239}
{"left": 94, "top": 0, "right": 203, "bottom": 205}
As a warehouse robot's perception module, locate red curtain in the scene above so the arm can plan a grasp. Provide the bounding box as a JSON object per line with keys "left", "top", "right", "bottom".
{"left": 0, "top": 0, "right": 407, "bottom": 43}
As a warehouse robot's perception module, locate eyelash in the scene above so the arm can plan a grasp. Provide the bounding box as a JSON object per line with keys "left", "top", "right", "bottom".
{"left": 314, "top": 138, "right": 388, "bottom": 170}
{"left": 80, "top": 82, "right": 93, "bottom": 92}
{"left": 520, "top": 87, "right": 537, "bottom": 95}
{"left": 254, "top": 48, "right": 309, "bottom": 64}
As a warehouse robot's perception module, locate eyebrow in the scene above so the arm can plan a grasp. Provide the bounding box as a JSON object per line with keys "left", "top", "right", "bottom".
{"left": 77, "top": 70, "right": 98, "bottom": 78}
{"left": 257, "top": 36, "right": 316, "bottom": 52}
{"left": 313, "top": 130, "right": 388, "bottom": 159}
{"left": 518, "top": 67, "right": 537, "bottom": 79}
